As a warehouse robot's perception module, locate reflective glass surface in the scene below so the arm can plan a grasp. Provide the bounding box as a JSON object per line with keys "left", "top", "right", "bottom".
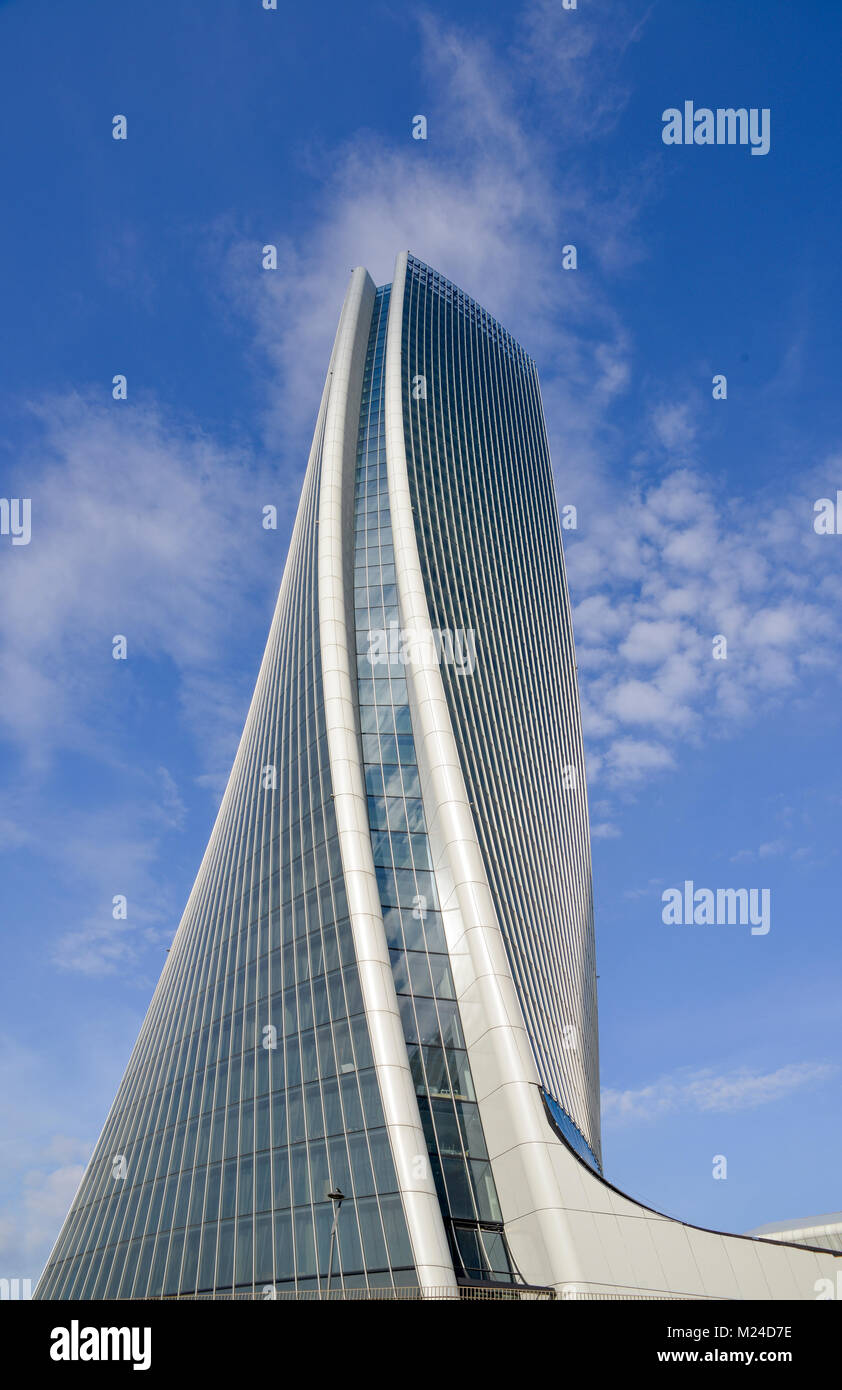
{"left": 353, "top": 285, "right": 515, "bottom": 1283}
{"left": 400, "top": 254, "right": 601, "bottom": 1169}
{"left": 36, "top": 341, "right": 416, "bottom": 1300}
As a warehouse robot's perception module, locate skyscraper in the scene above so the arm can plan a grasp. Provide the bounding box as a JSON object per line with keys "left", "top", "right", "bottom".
{"left": 34, "top": 254, "right": 841, "bottom": 1300}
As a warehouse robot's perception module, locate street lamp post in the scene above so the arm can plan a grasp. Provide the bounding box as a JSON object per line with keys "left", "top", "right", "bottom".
{"left": 324, "top": 1188, "right": 345, "bottom": 1300}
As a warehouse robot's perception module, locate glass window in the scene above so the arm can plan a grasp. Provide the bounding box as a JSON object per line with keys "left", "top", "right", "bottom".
{"left": 293, "top": 1208, "right": 316, "bottom": 1278}
{"left": 254, "top": 1213, "right": 273, "bottom": 1286}
{"left": 470, "top": 1162, "right": 502, "bottom": 1223}
{"left": 356, "top": 1197, "right": 388, "bottom": 1270}
{"left": 274, "top": 1210, "right": 293, "bottom": 1281}
{"left": 215, "top": 1219, "right": 235, "bottom": 1290}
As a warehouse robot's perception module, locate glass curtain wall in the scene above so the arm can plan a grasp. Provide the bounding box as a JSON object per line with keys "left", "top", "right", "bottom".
{"left": 353, "top": 286, "right": 516, "bottom": 1284}
{"left": 35, "top": 370, "right": 416, "bottom": 1301}
{"left": 399, "top": 255, "right": 601, "bottom": 1172}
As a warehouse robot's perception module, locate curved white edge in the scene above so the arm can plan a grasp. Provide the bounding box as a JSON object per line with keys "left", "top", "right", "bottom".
{"left": 383, "top": 249, "right": 842, "bottom": 1301}
{"left": 318, "top": 266, "right": 457, "bottom": 1293}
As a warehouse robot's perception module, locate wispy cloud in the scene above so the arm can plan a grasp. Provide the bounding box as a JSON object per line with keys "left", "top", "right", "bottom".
{"left": 592, "top": 821, "right": 622, "bottom": 840}
{"left": 0, "top": 397, "right": 282, "bottom": 977}
{"left": 1, "top": 394, "right": 273, "bottom": 774}
{"left": 211, "top": 1, "right": 842, "bottom": 813}
{"left": 221, "top": 0, "right": 646, "bottom": 460}
{"left": 603, "top": 1061, "right": 837, "bottom": 1127}
{"left": 0, "top": 1157, "right": 87, "bottom": 1285}
{"left": 0, "top": 1040, "right": 93, "bottom": 1283}
{"left": 730, "top": 840, "right": 787, "bottom": 863}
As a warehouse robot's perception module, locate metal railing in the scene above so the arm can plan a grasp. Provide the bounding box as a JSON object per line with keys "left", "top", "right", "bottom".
{"left": 151, "top": 1284, "right": 555, "bottom": 1301}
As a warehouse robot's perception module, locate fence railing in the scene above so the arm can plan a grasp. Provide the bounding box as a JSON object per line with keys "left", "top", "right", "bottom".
{"left": 151, "top": 1284, "right": 553, "bottom": 1301}
{"left": 147, "top": 1283, "right": 700, "bottom": 1302}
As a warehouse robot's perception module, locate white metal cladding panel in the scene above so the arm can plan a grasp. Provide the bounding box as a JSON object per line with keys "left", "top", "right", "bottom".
{"left": 398, "top": 254, "right": 601, "bottom": 1162}
{"left": 34, "top": 287, "right": 421, "bottom": 1302}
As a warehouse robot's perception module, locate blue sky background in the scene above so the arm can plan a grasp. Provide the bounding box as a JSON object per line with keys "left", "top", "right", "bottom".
{"left": 1, "top": 0, "right": 841, "bottom": 1285}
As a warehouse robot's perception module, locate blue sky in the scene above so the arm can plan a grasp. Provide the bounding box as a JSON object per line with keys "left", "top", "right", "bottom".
{"left": 1, "top": 0, "right": 841, "bottom": 1284}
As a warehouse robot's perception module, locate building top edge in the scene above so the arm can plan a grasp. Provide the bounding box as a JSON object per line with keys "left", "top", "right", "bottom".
{"left": 368, "top": 251, "right": 535, "bottom": 367}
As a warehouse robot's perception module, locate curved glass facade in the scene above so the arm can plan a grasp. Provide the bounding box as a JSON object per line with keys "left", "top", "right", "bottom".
{"left": 36, "top": 252, "right": 603, "bottom": 1302}
{"left": 35, "top": 253, "right": 842, "bottom": 1304}
{"left": 353, "top": 287, "right": 515, "bottom": 1283}
{"left": 35, "top": 367, "right": 416, "bottom": 1300}
{"left": 400, "top": 255, "right": 601, "bottom": 1165}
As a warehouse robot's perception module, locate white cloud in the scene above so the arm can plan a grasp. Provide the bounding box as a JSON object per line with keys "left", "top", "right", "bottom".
{"left": 607, "top": 679, "right": 691, "bottom": 729}
{"left": 574, "top": 594, "right": 626, "bottom": 641}
{"left": 603, "top": 1062, "right": 837, "bottom": 1127}
{"left": 0, "top": 1040, "right": 95, "bottom": 1283}
{"left": 214, "top": 5, "right": 842, "bottom": 827}
{"left": 202, "top": 2, "right": 842, "bottom": 827}
{"left": 619, "top": 620, "right": 686, "bottom": 665}
{"left": 603, "top": 737, "right": 676, "bottom": 783}
{"left": 624, "top": 878, "right": 663, "bottom": 899}
{"left": 592, "top": 821, "right": 621, "bottom": 840}
{"left": 566, "top": 459, "right": 842, "bottom": 794}
{"left": 745, "top": 605, "right": 808, "bottom": 648}
{"left": 219, "top": 1, "right": 644, "bottom": 474}
{"left": 43, "top": 802, "right": 184, "bottom": 976}
{"left": 730, "top": 840, "right": 792, "bottom": 864}
{"left": 1, "top": 395, "right": 274, "bottom": 775}
{"left": 652, "top": 401, "right": 696, "bottom": 452}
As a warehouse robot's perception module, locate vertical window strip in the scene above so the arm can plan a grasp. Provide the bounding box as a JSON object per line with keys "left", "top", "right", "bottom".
{"left": 353, "top": 285, "right": 516, "bottom": 1285}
